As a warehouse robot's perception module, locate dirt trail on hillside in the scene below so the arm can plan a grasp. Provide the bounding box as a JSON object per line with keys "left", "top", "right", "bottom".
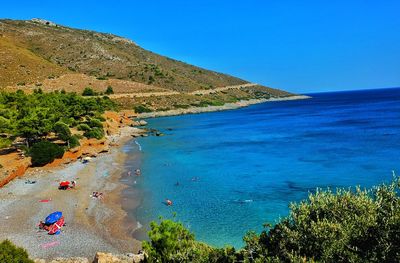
{"left": 105, "top": 83, "right": 257, "bottom": 98}
{"left": 189, "top": 83, "right": 257, "bottom": 95}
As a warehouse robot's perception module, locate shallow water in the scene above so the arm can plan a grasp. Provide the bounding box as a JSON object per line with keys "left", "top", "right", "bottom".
{"left": 129, "top": 88, "right": 400, "bottom": 248}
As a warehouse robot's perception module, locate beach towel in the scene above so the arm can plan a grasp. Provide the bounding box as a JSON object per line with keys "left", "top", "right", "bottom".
{"left": 41, "top": 241, "right": 60, "bottom": 249}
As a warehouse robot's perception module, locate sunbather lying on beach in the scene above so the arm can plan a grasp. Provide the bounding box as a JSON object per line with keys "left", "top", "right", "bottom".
{"left": 91, "top": 191, "right": 104, "bottom": 199}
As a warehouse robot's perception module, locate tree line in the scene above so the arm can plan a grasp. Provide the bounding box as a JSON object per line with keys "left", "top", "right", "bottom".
{"left": 0, "top": 89, "right": 116, "bottom": 165}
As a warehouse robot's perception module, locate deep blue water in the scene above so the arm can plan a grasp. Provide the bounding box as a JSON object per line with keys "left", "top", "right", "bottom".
{"left": 131, "top": 88, "right": 400, "bottom": 248}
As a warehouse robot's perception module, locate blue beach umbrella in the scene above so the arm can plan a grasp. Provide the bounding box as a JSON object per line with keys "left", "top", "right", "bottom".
{"left": 45, "top": 211, "right": 62, "bottom": 224}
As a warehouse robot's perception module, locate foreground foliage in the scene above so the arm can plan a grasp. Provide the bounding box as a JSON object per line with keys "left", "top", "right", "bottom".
{"left": 0, "top": 240, "right": 33, "bottom": 263}
{"left": 143, "top": 177, "right": 400, "bottom": 262}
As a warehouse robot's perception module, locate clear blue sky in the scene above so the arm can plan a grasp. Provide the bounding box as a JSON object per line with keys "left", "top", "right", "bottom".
{"left": 1, "top": 0, "right": 399, "bottom": 93}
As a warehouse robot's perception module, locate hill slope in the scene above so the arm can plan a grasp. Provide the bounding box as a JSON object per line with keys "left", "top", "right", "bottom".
{"left": 0, "top": 18, "right": 295, "bottom": 110}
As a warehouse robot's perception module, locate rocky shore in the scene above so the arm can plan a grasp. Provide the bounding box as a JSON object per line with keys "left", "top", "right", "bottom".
{"left": 137, "top": 95, "right": 310, "bottom": 118}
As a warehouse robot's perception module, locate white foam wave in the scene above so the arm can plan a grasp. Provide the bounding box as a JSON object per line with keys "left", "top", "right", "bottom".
{"left": 135, "top": 140, "right": 142, "bottom": 151}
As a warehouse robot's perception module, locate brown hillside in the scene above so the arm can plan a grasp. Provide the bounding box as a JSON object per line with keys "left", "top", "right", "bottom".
{"left": 0, "top": 18, "right": 296, "bottom": 111}
{"left": 0, "top": 19, "right": 247, "bottom": 92}
{"left": 0, "top": 36, "right": 67, "bottom": 88}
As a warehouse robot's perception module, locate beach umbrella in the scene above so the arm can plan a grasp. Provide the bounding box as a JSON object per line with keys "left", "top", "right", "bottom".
{"left": 45, "top": 211, "right": 62, "bottom": 224}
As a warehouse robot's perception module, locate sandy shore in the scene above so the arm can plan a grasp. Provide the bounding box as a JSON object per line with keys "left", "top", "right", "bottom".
{"left": 0, "top": 127, "right": 142, "bottom": 259}
{"left": 137, "top": 95, "right": 310, "bottom": 118}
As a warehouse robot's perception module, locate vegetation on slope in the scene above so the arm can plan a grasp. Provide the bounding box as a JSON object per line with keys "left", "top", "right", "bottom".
{"left": 0, "top": 19, "right": 246, "bottom": 92}
{"left": 0, "top": 89, "right": 115, "bottom": 165}
{"left": 143, "top": 177, "right": 400, "bottom": 262}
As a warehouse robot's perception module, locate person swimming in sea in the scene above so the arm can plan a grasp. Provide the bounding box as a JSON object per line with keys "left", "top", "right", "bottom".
{"left": 165, "top": 199, "right": 173, "bottom": 206}
{"left": 135, "top": 169, "right": 141, "bottom": 176}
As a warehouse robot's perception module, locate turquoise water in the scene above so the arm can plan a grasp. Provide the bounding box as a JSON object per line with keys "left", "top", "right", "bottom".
{"left": 130, "top": 88, "right": 400, "bottom": 248}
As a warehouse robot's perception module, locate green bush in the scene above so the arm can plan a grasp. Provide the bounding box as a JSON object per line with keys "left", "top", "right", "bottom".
{"left": 76, "top": 123, "right": 91, "bottom": 132}
{"left": 143, "top": 219, "right": 218, "bottom": 263}
{"left": 105, "top": 86, "right": 114, "bottom": 95}
{"left": 29, "top": 141, "right": 65, "bottom": 166}
{"left": 94, "top": 114, "right": 106, "bottom": 122}
{"left": 134, "top": 105, "right": 152, "bottom": 113}
{"left": 254, "top": 177, "right": 400, "bottom": 262}
{"left": 68, "top": 135, "right": 80, "bottom": 148}
{"left": 88, "top": 118, "right": 103, "bottom": 128}
{"left": 0, "top": 240, "right": 33, "bottom": 263}
{"left": 0, "top": 116, "right": 13, "bottom": 133}
{"left": 59, "top": 117, "right": 77, "bottom": 127}
{"left": 84, "top": 127, "right": 104, "bottom": 139}
{"left": 82, "top": 87, "right": 96, "bottom": 96}
{"left": 0, "top": 137, "right": 12, "bottom": 149}
{"left": 54, "top": 121, "right": 71, "bottom": 141}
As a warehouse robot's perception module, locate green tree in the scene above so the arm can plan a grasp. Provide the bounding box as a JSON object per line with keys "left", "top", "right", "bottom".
{"left": 29, "top": 141, "right": 65, "bottom": 166}
{"left": 54, "top": 121, "right": 71, "bottom": 141}
{"left": 0, "top": 240, "right": 33, "bottom": 263}
{"left": 105, "top": 85, "right": 114, "bottom": 95}
{"left": 83, "top": 127, "right": 104, "bottom": 139}
{"left": 82, "top": 87, "right": 96, "bottom": 96}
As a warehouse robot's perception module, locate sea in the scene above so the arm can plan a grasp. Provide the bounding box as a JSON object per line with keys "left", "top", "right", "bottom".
{"left": 123, "top": 87, "right": 400, "bottom": 248}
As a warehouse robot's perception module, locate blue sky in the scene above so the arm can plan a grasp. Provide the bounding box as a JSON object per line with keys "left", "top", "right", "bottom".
{"left": 1, "top": 0, "right": 399, "bottom": 93}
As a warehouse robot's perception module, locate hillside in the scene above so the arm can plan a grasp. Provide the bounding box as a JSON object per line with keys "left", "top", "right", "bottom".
{"left": 0, "top": 18, "right": 294, "bottom": 110}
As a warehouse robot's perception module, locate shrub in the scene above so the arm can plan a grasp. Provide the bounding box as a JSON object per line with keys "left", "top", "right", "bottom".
{"left": 29, "top": 141, "right": 65, "bottom": 166}
{"left": 82, "top": 87, "right": 96, "bottom": 96}
{"left": 105, "top": 86, "right": 114, "bottom": 95}
{"left": 68, "top": 135, "right": 80, "bottom": 148}
{"left": 0, "top": 138, "right": 12, "bottom": 149}
{"left": 88, "top": 118, "right": 103, "bottom": 128}
{"left": 54, "top": 121, "right": 71, "bottom": 141}
{"left": 83, "top": 127, "right": 104, "bottom": 139}
{"left": 76, "top": 123, "right": 91, "bottom": 132}
{"left": 0, "top": 239, "right": 33, "bottom": 263}
{"left": 134, "top": 105, "right": 152, "bottom": 113}
{"left": 143, "top": 219, "right": 211, "bottom": 262}
{"left": 94, "top": 114, "right": 106, "bottom": 122}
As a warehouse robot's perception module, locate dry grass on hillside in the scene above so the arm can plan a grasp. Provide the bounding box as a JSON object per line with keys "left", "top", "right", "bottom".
{"left": 0, "top": 36, "right": 67, "bottom": 88}
{"left": 0, "top": 19, "right": 247, "bottom": 92}
{"left": 4, "top": 73, "right": 171, "bottom": 94}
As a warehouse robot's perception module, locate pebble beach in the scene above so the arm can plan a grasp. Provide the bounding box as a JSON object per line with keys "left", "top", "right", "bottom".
{"left": 0, "top": 127, "right": 142, "bottom": 259}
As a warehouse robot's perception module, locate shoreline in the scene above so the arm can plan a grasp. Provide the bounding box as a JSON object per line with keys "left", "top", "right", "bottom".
{"left": 137, "top": 95, "right": 310, "bottom": 118}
